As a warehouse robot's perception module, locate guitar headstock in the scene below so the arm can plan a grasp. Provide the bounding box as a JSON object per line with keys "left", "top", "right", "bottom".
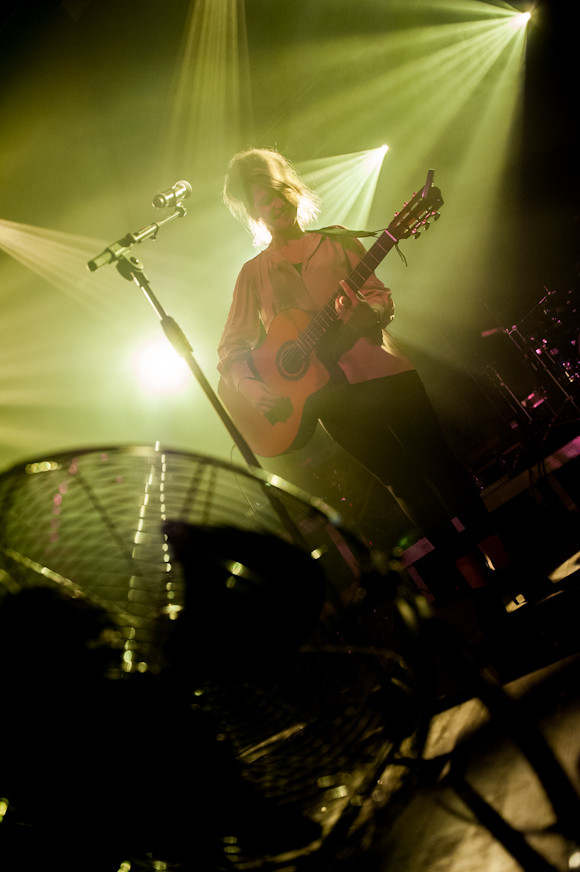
{"left": 388, "top": 170, "right": 444, "bottom": 241}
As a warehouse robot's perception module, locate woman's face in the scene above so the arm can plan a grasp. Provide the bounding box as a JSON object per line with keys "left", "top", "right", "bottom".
{"left": 250, "top": 183, "right": 298, "bottom": 236}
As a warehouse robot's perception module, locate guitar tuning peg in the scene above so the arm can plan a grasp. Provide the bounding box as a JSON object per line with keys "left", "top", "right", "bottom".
{"left": 433, "top": 212, "right": 441, "bottom": 221}
{"left": 423, "top": 221, "right": 431, "bottom": 230}
{"left": 413, "top": 229, "right": 421, "bottom": 239}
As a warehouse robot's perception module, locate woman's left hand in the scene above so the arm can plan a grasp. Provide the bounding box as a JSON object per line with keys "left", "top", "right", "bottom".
{"left": 335, "top": 281, "right": 383, "bottom": 345}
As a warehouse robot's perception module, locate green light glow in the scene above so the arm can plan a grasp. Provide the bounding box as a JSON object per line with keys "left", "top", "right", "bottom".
{"left": 0, "top": 219, "right": 137, "bottom": 324}
{"left": 0, "top": 0, "right": 552, "bottom": 475}
{"left": 0, "top": 218, "right": 229, "bottom": 464}
{"left": 162, "top": 0, "right": 252, "bottom": 178}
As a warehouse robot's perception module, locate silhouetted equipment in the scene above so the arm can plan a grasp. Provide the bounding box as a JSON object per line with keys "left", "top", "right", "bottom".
{"left": 1, "top": 445, "right": 579, "bottom": 870}
{"left": 481, "top": 287, "right": 579, "bottom": 429}
{"left": 0, "top": 445, "right": 427, "bottom": 869}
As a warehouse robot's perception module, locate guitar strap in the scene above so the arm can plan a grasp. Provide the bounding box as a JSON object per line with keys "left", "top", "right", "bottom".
{"left": 309, "top": 226, "right": 408, "bottom": 265}
{"left": 308, "top": 226, "right": 382, "bottom": 238}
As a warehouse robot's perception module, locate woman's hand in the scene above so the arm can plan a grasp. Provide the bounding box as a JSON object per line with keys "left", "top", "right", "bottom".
{"left": 238, "top": 377, "right": 282, "bottom": 414}
{"left": 335, "top": 281, "right": 384, "bottom": 345}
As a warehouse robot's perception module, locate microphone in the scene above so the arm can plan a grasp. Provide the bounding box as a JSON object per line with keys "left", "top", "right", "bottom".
{"left": 152, "top": 180, "right": 192, "bottom": 209}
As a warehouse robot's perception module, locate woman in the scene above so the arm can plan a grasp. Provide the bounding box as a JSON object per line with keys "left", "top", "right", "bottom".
{"left": 217, "top": 148, "right": 511, "bottom": 605}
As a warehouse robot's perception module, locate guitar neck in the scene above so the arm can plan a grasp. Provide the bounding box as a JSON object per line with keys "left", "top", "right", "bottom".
{"left": 297, "top": 177, "right": 443, "bottom": 356}
{"left": 300, "top": 229, "right": 398, "bottom": 353}
{"left": 342, "top": 230, "right": 397, "bottom": 294}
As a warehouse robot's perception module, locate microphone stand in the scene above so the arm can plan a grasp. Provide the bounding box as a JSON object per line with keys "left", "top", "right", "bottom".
{"left": 86, "top": 208, "right": 314, "bottom": 551}
{"left": 115, "top": 251, "right": 262, "bottom": 471}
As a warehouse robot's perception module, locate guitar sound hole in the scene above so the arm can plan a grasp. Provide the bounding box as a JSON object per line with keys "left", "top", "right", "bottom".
{"left": 277, "top": 342, "right": 307, "bottom": 380}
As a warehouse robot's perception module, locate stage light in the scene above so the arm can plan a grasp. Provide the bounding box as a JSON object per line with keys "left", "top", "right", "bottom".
{"left": 365, "top": 145, "right": 389, "bottom": 170}
{"left": 511, "top": 11, "right": 532, "bottom": 29}
{"left": 131, "top": 336, "right": 190, "bottom": 395}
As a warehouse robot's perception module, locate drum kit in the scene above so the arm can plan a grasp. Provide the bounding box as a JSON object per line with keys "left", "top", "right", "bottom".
{"left": 481, "top": 286, "right": 579, "bottom": 428}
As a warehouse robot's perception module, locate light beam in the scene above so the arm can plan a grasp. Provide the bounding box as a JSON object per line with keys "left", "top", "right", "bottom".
{"left": 299, "top": 145, "right": 390, "bottom": 229}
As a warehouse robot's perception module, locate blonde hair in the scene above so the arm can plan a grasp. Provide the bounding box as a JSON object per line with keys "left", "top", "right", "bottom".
{"left": 223, "top": 148, "right": 320, "bottom": 246}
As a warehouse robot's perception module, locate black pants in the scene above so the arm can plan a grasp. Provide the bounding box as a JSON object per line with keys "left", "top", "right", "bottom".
{"left": 314, "top": 370, "right": 492, "bottom": 559}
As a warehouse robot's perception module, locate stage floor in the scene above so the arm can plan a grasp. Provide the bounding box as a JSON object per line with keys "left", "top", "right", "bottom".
{"left": 364, "top": 649, "right": 580, "bottom": 872}
{"left": 356, "top": 444, "right": 580, "bottom": 872}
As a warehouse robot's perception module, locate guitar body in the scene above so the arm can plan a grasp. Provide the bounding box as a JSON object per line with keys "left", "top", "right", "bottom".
{"left": 218, "top": 308, "right": 332, "bottom": 457}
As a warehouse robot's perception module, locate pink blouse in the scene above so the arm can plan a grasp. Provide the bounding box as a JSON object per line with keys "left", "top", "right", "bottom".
{"left": 218, "top": 231, "right": 415, "bottom": 389}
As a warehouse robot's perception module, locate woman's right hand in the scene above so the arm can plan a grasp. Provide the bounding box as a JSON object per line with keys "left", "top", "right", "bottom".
{"left": 238, "top": 377, "right": 282, "bottom": 414}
